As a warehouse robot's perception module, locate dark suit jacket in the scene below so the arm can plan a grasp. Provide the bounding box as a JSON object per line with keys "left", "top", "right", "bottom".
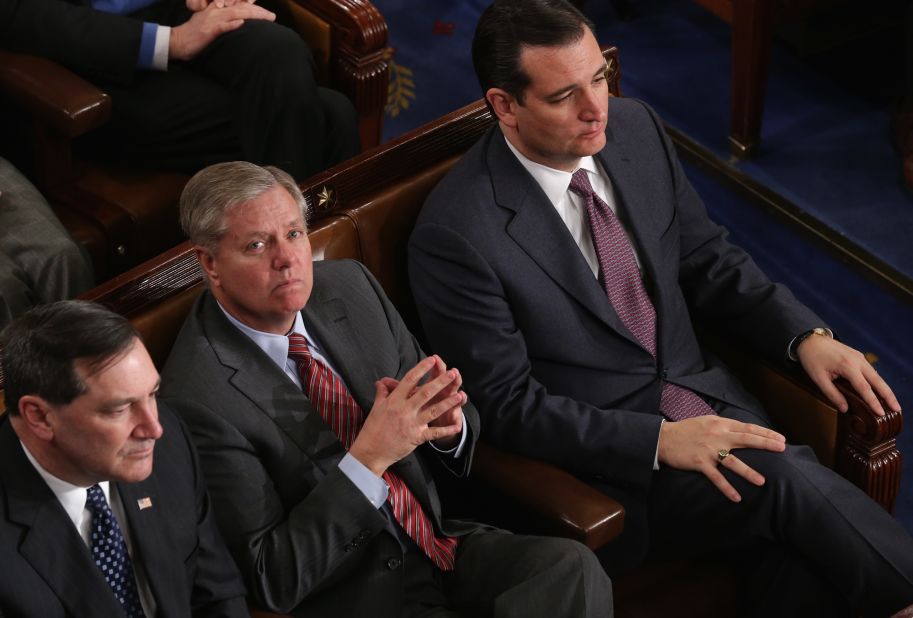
{"left": 0, "top": 0, "right": 184, "bottom": 85}
{"left": 160, "top": 259, "right": 484, "bottom": 616}
{"left": 0, "top": 403, "right": 247, "bottom": 617}
{"left": 409, "top": 97, "right": 823, "bottom": 506}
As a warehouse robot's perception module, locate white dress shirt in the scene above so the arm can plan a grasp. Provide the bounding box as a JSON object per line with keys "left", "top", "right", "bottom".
{"left": 20, "top": 442, "right": 157, "bottom": 615}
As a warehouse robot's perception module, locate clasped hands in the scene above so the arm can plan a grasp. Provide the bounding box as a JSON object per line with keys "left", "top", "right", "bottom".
{"left": 349, "top": 355, "right": 466, "bottom": 478}
{"left": 659, "top": 334, "right": 901, "bottom": 504}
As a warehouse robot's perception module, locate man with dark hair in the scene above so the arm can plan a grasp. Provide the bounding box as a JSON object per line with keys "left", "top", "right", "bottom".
{"left": 0, "top": 0, "right": 359, "bottom": 180}
{"left": 408, "top": 0, "right": 913, "bottom": 614}
{"left": 0, "top": 300, "right": 247, "bottom": 616}
{"left": 160, "top": 160, "right": 613, "bottom": 617}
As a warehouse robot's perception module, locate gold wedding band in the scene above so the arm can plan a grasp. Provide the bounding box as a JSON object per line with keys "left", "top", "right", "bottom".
{"left": 717, "top": 449, "right": 730, "bottom": 463}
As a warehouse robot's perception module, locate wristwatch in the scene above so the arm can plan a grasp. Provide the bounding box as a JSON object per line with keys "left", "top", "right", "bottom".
{"left": 788, "top": 327, "right": 832, "bottom": 360}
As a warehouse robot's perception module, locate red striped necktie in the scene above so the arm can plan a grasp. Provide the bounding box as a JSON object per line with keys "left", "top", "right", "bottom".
{"left": 569, "top": 168, "right": 714, "bottom": 421}
{"left": 287, "top": 333, "right": 458, "bottom": 570}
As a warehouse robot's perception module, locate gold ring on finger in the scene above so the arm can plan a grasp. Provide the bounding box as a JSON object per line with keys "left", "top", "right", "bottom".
{"left": 717, "top": 448, "right": 730, "bottom": 463}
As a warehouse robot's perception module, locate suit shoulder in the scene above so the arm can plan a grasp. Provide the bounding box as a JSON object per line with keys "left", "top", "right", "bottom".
{"left": 419, "top": 128, "right": 498, "bottom": 223}
{"left": 606, "top": 97, "right": 667, "bottom": 143}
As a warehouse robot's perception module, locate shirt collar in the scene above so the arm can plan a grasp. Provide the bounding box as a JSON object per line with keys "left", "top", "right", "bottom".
{"left": 503, "top": 135, "right": 600, "bottom": 207}
{"left": 217, "top": 302, "right": 319, "bottom": 372}
{"left": 20, "top": 441, "right": 110, "bottom": 529}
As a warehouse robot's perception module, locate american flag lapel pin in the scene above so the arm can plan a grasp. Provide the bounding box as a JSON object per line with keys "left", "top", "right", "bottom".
{"left": 137, "top": 497, "right": 153, "bottom": 510}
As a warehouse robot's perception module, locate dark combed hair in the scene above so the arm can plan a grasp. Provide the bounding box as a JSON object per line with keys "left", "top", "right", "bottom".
{"left": 472, "top": 0, "right": 595, "bottom": 105}
{"left": 1, "top": 300, "right": 140, "bottom": 414}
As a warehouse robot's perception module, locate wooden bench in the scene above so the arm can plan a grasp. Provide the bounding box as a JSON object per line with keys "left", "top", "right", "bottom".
{"left": 0, "top": 46, "right": 902, "bottom": 616}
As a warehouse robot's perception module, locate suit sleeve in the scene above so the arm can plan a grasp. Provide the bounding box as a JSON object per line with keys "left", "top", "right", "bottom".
{"left": 636, "top": 100, "right": 825, "bottom": 361}
{"left": 1, "top": 0, "right": 145, "bottom": 84}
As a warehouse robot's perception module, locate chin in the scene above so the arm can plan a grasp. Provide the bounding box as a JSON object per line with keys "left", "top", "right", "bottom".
{"left": 115, "top": 457, "right": 155, "bottom": 483}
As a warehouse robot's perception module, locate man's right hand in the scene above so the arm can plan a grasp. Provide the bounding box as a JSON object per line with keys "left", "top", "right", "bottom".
{"left": 657, "top": 416, "right": 786, "bottom": 503}
{"left": 170, "top": 1, "right": 276, "bottom": 62}
{"left": 349, "top": 355, "right": 466, "bottom": 477}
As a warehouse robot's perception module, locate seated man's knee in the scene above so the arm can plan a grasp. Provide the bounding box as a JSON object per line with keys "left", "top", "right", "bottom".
{"left": 235, "top": 20, "right": 318, "bottom": 85}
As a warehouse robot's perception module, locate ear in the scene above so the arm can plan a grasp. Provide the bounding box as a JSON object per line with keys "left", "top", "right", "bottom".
{"left": 195, "top": 245, "right": 221, "bottom": 288}
{"left": 17, "top": 395, "right": 57, "bottom": 442}
{"left": 486, "top": 87, "right": 519, "bottom": 129}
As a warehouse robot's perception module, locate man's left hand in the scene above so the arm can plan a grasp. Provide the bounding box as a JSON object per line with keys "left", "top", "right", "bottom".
{"left": 377, "top": 356, "right": 464, "bottom": 450}
{"left": 797, "top": 334, "right": 901, "bottom": 416}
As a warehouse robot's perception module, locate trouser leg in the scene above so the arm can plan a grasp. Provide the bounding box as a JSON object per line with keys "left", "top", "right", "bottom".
{"left": 648, "top": 444, "right": 913, "bottom": 616}
{"left": 93, "top": 21, "right": 358, "bottom": 179}
{"left": 188, "top": 20, "right": 358, "bottom": 179}
{"left": 445, "top": 530, "right": 613, "bottom": 618}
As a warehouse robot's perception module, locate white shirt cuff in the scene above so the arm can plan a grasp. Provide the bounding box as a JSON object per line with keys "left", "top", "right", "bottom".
{"left": 153, "top": 26, "right": 171, "bottom": 71}
{"left": 428, "top": 411, "right": 468, "bottom": 458}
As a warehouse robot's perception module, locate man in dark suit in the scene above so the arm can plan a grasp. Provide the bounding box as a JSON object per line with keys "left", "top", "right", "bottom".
{"left": 0, "top": 0, "right": 359, "bottom": 180}
{"left": 0, "top": 300, "right": 247, "bottom": 616}
{"left": 408, "top": 0, "right": 913, "bottom": 615}
{"left": 159, "top": 161, "right": 612, "bottom": 617}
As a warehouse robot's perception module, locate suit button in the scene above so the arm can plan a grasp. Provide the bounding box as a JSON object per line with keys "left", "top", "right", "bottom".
{"left": 358, "top": 530, "right": 371, "bottom": 541}
{"left": 386, "top": 557, "right": 402, "bottom": 570}
{"left": 661, "top": 366, "right": 668, "bottom": 379}
{"left": 344, "top": 543, "right": 356, "bottom": 552}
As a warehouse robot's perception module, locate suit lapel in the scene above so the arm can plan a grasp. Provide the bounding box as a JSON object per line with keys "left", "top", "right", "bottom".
{"left": 0, "top": 425, "right": 130, "bottom": 617}
{"left": 200, "top": 293, "right": 345, "bottom": 469}
{"left": 487, "top": 129, "right": 640, "bottom": 346}
{"left": 117, "top": 479, "right": 186, "bottom": 615}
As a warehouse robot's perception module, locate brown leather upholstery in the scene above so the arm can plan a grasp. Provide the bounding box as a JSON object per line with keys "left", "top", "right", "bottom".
{"left": 0, "top": 0, "right": 389, "bottom": 280}
{"left": 0, "top": 46, "right": 901, "bottom": 615}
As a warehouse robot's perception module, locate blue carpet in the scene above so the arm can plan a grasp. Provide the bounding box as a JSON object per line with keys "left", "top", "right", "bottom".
{"left": 375, "top": 0, "right": 913, "bottom": 534}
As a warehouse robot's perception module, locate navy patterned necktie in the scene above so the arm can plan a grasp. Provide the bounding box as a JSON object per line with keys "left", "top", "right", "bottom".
{"left": 287, "top": 333, "right": 458, "bottom": 570}
{"left": 86, "top": 484, "right": 145, "bottom": 617}
{"left": 569, "top": 168, "right": 714, "bottom": 421}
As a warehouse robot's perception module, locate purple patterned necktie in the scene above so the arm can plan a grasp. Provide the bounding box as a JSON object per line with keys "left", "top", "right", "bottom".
{"left": 86, "top": 484, "right": 145, "bottom": 617}
{"left": 287, "top": 333, "right": 458, "bottom": 570}
{"left": 569, "top": 168, "right": 714, "bottom": 421}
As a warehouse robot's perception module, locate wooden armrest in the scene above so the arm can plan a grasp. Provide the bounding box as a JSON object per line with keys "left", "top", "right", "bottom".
{"left": 287, "top": 0, "right": 388, "bottom": 148}
{"left": 289, "top": 0, "right": 387, "bottom": 57}
{"left": 471, "top": 442, "right": 624, "bottom": 550}
{"left": 0, "top": 51, "right": 111, "bottom": 138}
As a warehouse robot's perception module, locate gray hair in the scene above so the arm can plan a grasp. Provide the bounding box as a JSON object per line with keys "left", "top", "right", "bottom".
{"left": 179, "top": 161, "right": 308, "bottom": 250}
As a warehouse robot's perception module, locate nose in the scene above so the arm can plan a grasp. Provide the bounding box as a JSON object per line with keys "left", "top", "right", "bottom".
{"left": 271, "top": 238, "right": 296, "bottom": 270}
{"left": 134, "top": 398, "right": 163, "bottom": 440}
{"left": 579, "top": 86, "right": 606, "bottom": 123}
